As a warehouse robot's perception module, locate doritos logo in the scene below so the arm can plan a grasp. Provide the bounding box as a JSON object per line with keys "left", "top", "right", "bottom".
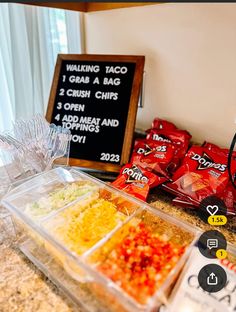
{"left": 122, "top": 165, "right": 149, "bottom": 183}
{"left": 152, "top": 134, "right": 172, "bottom": 143}
{"left": 137, "top": 144, "right": 167, "bottom": 155}
{"left": 137, "top": 144, "right": 153, "bottom": 156}
{"left": 191, "top": 153, "right": 227, "bottom": 172}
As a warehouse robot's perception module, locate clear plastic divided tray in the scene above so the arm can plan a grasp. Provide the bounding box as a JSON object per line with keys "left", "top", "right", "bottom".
{"left": 1, "top": 167, "right": 199, "bottom": 312}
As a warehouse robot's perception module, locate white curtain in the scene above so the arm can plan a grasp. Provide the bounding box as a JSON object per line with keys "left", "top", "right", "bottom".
{"left": 0, "top": 3, "right": 82, "bottom": 132}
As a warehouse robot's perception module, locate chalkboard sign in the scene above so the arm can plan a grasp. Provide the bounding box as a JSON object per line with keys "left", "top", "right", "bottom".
{"left": 46, "top": 54, "right": 145, "bottom": 172}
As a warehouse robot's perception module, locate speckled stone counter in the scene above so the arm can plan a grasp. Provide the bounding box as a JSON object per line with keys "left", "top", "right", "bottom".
{"left": 0, "top": 217, "right": 77, "bottom": 312}
{"left": 0, "top": 189, "right": 235, "bottom": 312}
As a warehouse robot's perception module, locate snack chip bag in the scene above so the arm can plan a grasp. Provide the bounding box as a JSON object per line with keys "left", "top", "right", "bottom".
{"left": 172, "top": 183, "right": 235, "bottom": 215}
{"left": 131, "top": 139, "right": 175, "bottom": 177}
{"left": 152, "top": 117, "right": 177, "bottom": 130}
{"left": 218, "top": 183, "right": 235, "bottom": 215}
{"left": 172, "top": 196, "right": 198, "bottom": 209}
{"left": 166, "top": 145, "right": 236, "bottom": 206}
{"left": 202, "top": 141, "right": 233, "bottom": 156}
{"left": 203, "top": 141, "right": 236, "bottom": 206}
{"left": 112, "top": 163, "right": 165, "bottom": 201}
{"left": 146, "top": 128, "right": 192, "bottom": 171}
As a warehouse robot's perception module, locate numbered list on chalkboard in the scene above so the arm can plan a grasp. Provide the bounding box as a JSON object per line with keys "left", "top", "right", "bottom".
{"left": 51, "top": 60, "right": 136, "bottom": 164}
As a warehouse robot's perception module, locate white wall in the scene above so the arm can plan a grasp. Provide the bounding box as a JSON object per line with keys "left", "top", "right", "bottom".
{"left": 84, "top": 3, "right": 236, "bottom": 147}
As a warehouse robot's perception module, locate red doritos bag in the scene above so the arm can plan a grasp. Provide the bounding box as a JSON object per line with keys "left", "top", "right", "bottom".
{"left": 152, "top": 117, "right": 177, "bottom": 130}
{"left": 146, "top": 128, "right": 192, "bottom": 171}
{"left": 112, "top": 163, "right": 164, "bottom": 201}
{"left": 203, "top": 141, "right": 236, "bottom": 205}
{"left": 146, "top": 128, "right": 191, "bottom": 150}
{"left": 172, "top": 182, "right": 235, "bottom": 215}
{"left": 218, "top": 183, "right": 235, "bottom": 215}
{"left": 202, "top": 141, "right": 231, "bottom": 156}
{"left": 172, "top": 196, "right": 198, "bottom": 209}
{"left": 131, "top": 139, "right": 175, "bottom": 177}
{"left": 166, "top": 145, "right": 236, "bottom": 208}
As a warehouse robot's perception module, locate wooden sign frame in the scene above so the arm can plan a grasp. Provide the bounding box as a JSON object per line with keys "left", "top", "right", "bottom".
{"left": 46, "top": 54, "right": 145, "bottom": 172}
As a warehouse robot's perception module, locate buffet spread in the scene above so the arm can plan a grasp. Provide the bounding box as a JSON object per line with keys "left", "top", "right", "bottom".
{"left": 2, "top": 167, "right": 197, "bottom": 312}
{"left": 1, "top": 116, "right": 236, "bottom": 312}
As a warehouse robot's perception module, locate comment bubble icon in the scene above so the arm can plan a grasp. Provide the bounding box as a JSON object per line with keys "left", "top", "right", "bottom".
{"left": 207, "top": 239, "right": 218, "bottom": 250}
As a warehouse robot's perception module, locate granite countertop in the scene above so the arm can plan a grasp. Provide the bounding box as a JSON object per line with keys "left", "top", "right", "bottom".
{"left": 0, "top": 214, "right": 77, "bottom": 312}
{"left": 0, "top": 190, "right": 235, "bottom": 312}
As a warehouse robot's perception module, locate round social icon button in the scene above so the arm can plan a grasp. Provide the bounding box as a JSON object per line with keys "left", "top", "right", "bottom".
{"left": 198, "top": 195, "right": 227, "bottom": 223}
{"left": 198, "top": 264, "right": 227, "bottom": 293}
{"left": 198, "top": 230, "right": 227, "bottom": 259}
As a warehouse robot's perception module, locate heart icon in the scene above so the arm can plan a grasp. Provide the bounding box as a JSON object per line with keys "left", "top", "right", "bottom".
{"left": 206, "top": 205, "right": 219, "bottom": 216}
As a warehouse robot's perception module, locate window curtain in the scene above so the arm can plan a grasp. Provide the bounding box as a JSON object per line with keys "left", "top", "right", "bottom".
{"left": 0, "top": 3, "right": 82, "bottom": 132}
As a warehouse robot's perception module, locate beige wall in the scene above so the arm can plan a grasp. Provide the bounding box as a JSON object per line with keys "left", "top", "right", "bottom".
{"left": 84, "top": 3, "right": 236, "bottom": 147}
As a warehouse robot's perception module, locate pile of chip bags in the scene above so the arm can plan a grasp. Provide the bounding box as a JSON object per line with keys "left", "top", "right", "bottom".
{"left": 112, "top": 117, "right": 236, "bottom": 215}
{"left": 146, "top": 119, "right": 192, "bottom": 172}
{"left": 112, "top": 118, "right": 192, "bottom": 201}
{"left": 165, "top": 142, "right": 236, "bottom": 215}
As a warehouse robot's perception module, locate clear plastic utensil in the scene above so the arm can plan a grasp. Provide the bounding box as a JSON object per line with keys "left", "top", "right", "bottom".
{"left": 45, "top": 132, "right": 70, "bottom": 170}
